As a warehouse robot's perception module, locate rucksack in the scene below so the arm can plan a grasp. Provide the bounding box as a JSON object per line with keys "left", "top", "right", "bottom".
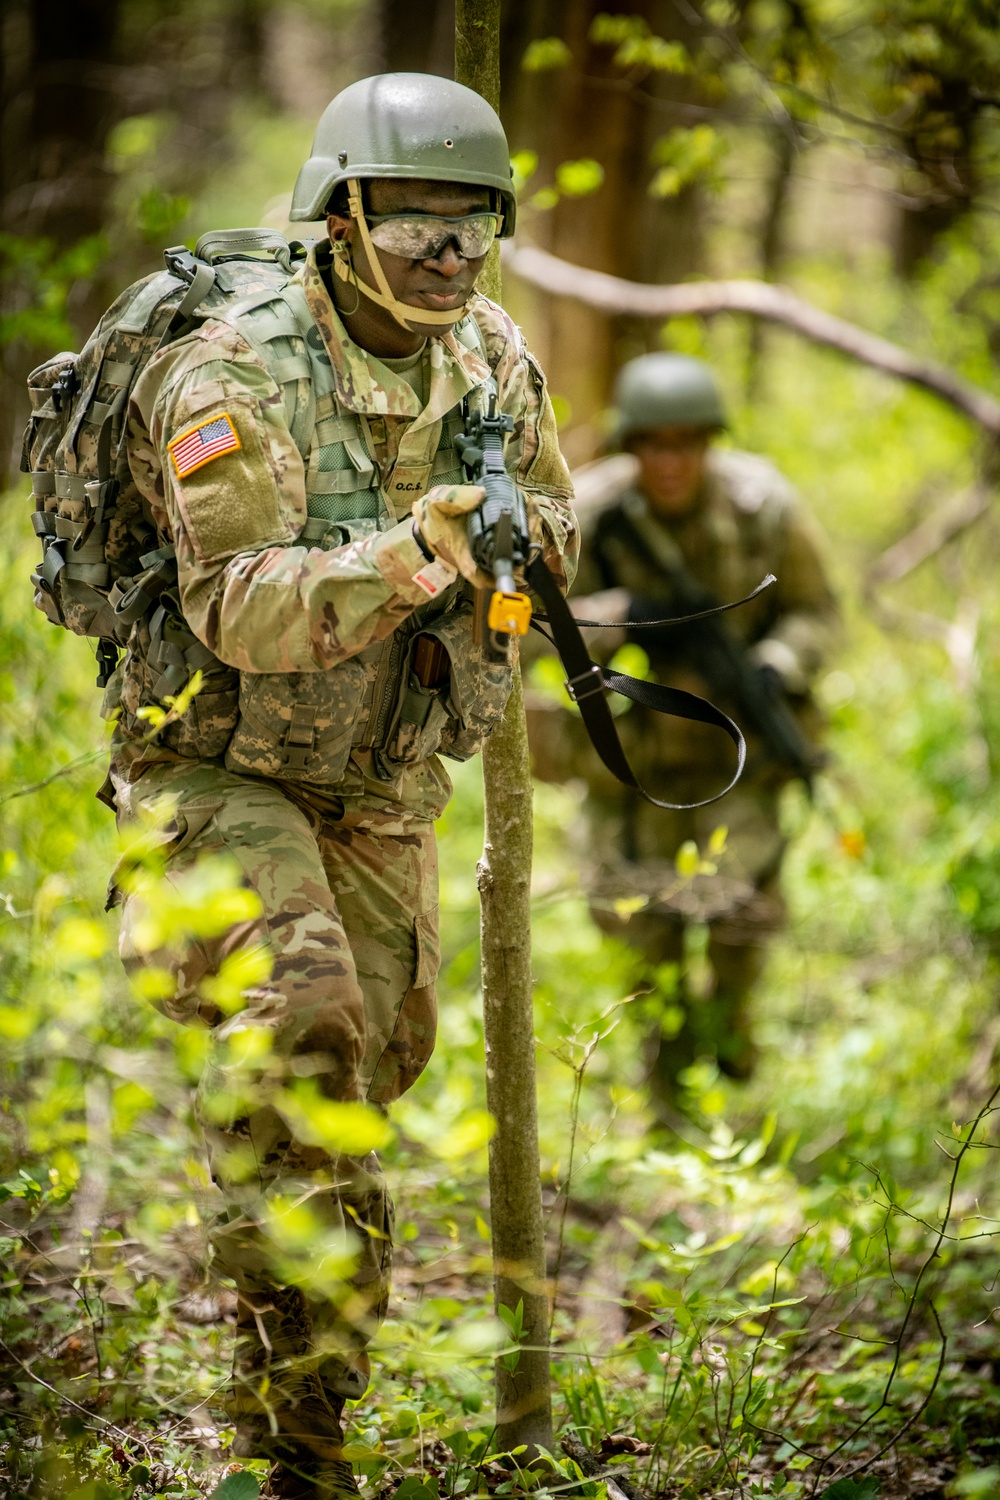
{"left": 21, "top": 228, "right": 309, "bottom": 687}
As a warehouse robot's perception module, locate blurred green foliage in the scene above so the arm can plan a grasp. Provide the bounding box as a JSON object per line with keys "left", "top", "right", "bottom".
{"left": 5, "top": 14, "right": 1000, "bottom": 1490}
{"left": 0, "top": 236, "right": 107, "bottom": 351}
{"left": 524, "top": 0, "right": 1000, "bottom": 263}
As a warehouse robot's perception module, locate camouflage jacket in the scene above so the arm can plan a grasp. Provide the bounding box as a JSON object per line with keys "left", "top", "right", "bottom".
{"left": 115, "top": 245, "right": 577, "bottom": 814}
{"left": 529, "top": 448, "right": 837, "bottom": 791}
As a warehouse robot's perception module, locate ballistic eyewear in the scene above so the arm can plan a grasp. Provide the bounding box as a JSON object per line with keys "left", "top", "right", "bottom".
{"left": 365, "top": 211, "right": 503, "bottom": 261}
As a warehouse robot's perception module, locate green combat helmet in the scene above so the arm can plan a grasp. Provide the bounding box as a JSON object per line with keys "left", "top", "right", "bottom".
{"left": 290, "top": 72, "right": 515, "bottom": 332}
{"left": 613, "top": 353, "right": 728, "bottom": 443}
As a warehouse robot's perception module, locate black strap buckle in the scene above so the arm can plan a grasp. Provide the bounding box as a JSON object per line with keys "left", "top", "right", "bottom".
{"left": 96, "top": 639, "right": 120, "bottom": 688}
{"left": 51, "top": 365, "right": 80, "bottom": 414}
{"left": 565, "top": 664, "right": 605, "bottom": 703}
{"left": 163, "top": 246, "right": 200, "bottom": 285}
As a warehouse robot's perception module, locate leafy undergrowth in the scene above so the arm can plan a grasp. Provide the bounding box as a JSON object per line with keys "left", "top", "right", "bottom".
{"left": 5, "top": 225, "right": 1000, "bottom": 1497}
{"left": 2, "top": 552, "right": 1000, "bottom": 1498}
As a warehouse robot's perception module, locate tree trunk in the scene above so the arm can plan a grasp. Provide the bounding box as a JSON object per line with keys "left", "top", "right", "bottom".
{"left": 455, "top": 0, "right": 553, "bottom": 1458}
{"left": 0, "top": 0, "right": 122, "bottom": 484}
{"left": 379, "top": 0, "right": 454, "bottom": 75}
{"left": 746, "top": 121, "right": 797, "bottom": 401}
{"left": 0, "top": 0, "right": 277, "bottom": 487}
{"left": 896, "top": 77, "right": 979, "bottom": 279}
{"left": 498, "top": 0, "right": 708, "bottom": 462}
{"left": 477, "top": 669, "right": 553, "bottom": 1457}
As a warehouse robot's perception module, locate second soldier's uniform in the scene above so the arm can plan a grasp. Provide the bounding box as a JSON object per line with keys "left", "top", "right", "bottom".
{"left": 528, "top": 356, "right": 835, "bottom": 1109}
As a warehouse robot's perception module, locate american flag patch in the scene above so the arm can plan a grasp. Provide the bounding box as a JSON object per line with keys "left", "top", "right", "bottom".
{"left": 168, "top": 413, "right": 241, "bottom": 479}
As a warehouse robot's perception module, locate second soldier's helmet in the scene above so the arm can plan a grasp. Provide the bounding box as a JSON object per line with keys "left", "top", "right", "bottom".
{"left": 613, "top": 354, "right": 727, "bottom": 443}
{"left": 290, "top": 72, "right": 516, "bottom": 233}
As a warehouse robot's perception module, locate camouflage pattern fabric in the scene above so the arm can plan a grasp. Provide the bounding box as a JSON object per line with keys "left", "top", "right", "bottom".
{"left": 23, "top": 254, "right": 299, "bottom": 647}
{"left": 108, "top": 240, "right": 577, "bottom": 1444}
{"left": 557, "top": 448, "right": 838, "bottom": 785}
{"left": 120, "top": 244, "right": 575, "bottom": 764}
{"left": 113, "top": 755, "right": 444, "bottom": 1426}
{"left": 582, "top": 782, "right": 786, "bottom": 1084}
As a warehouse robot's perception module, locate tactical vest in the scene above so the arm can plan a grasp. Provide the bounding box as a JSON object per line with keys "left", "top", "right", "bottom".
{"left": 117, "top": 281, "right": 512, "bottom": 786}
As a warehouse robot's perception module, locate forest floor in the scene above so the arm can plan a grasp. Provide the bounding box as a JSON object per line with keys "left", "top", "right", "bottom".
{"left": 3, "top": 716, "right": 1000, "bottom": 1499}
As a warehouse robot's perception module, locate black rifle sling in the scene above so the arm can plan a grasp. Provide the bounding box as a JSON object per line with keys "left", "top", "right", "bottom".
{"left": 525, "top": 554, "right": 746, "bottom": 811}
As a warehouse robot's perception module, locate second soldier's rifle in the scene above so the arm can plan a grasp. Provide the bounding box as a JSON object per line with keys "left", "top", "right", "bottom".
{"left": 601, "top": 514, "right": 823, "bottom": 782}
{"left": 454, "top": 387, "right": 776, "bottom": 812}
{"left": 631, "top": 577, "right": 823, "bottom": 782}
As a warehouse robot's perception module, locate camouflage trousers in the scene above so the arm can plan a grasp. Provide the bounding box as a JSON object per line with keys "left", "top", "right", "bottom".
{"left": 112, "top": 758, "right": 441, "bottom": 1434}
{"left": 584, "top": 782, "right": 787, "bottom": 1097}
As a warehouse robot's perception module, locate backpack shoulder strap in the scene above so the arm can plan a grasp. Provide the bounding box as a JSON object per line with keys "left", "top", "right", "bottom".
{"left": 219, "top": 282, "right": 317, "bottom": 459}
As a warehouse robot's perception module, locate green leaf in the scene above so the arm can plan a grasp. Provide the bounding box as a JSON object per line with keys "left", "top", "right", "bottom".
{"left": 555, "top": 158, "right": 605, "bottom": 198}
{"left": 530, "top": 187, "right": 560, "bottom": 212}
{"left": 649, "top": 125, "right": 726, "bottom": 198}
{"left": 393, "top": 1480, "right": 440, "bottom": 1500}
{"left": 614, "top": 35, "right": 688, "bottom": 71}
{"left": 207, "top": 1474, "right": 260, "bottom": 1500}
{"left": 276, "top": 1085, "right": 394, "bottom": 1156}
{"left": 818, "top": 1480, "right": 879, "bottom": 1500}
{"left": 523, "top": 37, "right": 572, "bottom": 71}
{"left": 511, "top": 150, "right": 539, "bottom": 192}
{"left": 951, "top": 1470, "right": 1000, "bottom": 1498}
{"left": 134, "top": 186, "right": 190, "bottom": 244}
{"left": 498, "top": 1298, "right": 524, "bottom": 1337}
{"left": 590, "top": 13, "right": 649, "bottom": 46}
{"left": 200, "top": 943, "right": 273, "bottom": 1015}
{"left": 434, "top": 1108, "right": 496, "bottom": 1159}
{"left": 613, "top": 895, "right": 647, "bottom": 919}
{"left": 608, "top": 643, "right": 651, "bottom": 682}
{"left": 707, "top": 824, "right": 729, "bottom": 857}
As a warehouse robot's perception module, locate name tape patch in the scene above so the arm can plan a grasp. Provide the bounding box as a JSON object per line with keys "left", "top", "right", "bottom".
{"left": 168, "top": 413, "right": 241, "bottom": 479}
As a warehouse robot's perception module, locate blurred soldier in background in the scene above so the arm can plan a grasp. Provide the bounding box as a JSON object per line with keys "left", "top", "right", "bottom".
{"left": 529, "top": 353, "right": 837, "bottom": 1116}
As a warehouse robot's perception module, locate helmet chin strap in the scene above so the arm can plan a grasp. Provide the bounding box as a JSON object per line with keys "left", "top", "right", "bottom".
{"left": 330, "top": 178, "right": 468, "bottom": 333}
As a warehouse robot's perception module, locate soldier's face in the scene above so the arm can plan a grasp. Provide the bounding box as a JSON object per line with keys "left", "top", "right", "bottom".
{"left": 328, "top": 178, "right": 492, "bottom": 334}
{"left": 631, "top": 426, "right": 712, "bottom": 518}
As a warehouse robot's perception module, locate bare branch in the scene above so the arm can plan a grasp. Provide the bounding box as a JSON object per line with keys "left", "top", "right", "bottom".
{"left": 0, "top": 748, "right": 103, "bottom": 806}
{"left": 502, "top": 243, "right": 1000, "bottom": 437}
{"left": 867, "top": 484, "right": 992, "bottom": 587}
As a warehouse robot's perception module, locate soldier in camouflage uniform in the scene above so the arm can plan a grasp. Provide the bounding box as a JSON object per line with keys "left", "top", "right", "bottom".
{"left": 112, "top": 74, "right": 576, "bottom": 1497}
{"left": 529, "top": 354, "right": 835, "bottom": 1115}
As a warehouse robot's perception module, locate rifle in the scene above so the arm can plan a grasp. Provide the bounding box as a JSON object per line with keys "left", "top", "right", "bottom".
{"left": 452, "top": 384, "right": 758, "bottom": 811}
{"left": 454, "top": 388, "right": 533, "bottom": 662}
{"left": 607, "top": 516, "right": 823, "bottom": 781}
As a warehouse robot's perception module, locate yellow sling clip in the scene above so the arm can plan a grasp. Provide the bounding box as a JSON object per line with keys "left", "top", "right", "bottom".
{"left": 488, "top": 589, "right": 532, "bottom": 636}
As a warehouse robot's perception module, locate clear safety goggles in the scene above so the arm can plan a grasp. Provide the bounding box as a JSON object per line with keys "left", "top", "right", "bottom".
{"left": 364, "top": 211, "right": 503, "bottom": 262}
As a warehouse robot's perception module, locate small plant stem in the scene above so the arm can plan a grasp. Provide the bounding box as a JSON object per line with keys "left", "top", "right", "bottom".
{"left": 808, "top": 1080, "right": 1000, "bottom": 1491}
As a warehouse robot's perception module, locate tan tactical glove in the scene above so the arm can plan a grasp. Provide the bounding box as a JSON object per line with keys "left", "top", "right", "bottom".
{"left": 411, "top": 484, "right": 493, "bottom": 590}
